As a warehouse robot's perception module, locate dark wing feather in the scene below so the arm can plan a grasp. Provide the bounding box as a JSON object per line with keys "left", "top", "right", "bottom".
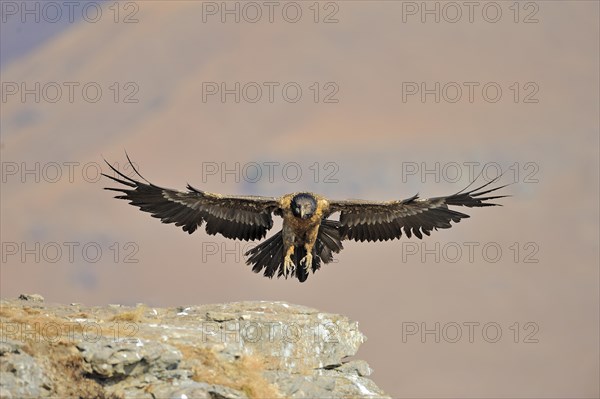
{"left": 102, "top": 156, "right": 279, "bottom": 241}
{"left": 328, "top": 178, "right": 509, "bottom": 242}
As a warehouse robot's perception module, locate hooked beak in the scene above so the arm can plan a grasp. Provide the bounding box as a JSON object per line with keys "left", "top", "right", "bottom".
{"left": 300, "top": 208, "right": 311, "bottom": 219}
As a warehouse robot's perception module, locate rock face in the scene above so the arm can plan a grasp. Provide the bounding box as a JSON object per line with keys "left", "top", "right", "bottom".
{"left": 0, "top": 296, "right": 389, "bottom": 398}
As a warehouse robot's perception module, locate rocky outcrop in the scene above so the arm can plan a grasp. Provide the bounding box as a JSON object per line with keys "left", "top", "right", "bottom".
{"left": 0, "top": 296, "right": 389, "bottom": 398}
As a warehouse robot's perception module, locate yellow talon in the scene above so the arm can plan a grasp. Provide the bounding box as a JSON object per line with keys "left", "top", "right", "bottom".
{"left": 300, "top": 253, "right": 313, "bottom": 272}
{"left": 283, "top": 256, "right": 295, "bottom": 277}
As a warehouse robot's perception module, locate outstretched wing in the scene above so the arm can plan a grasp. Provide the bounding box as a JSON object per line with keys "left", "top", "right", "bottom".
{"left": 102, "top": 156, "right": 280, "bottom": 241}
{"left": 328, "top": 179, "right": 508, "bottom": 242}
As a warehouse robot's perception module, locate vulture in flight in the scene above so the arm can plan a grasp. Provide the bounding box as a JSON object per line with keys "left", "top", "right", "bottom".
{"left": 103, "top": 156, "right": 508, "bottom": 282}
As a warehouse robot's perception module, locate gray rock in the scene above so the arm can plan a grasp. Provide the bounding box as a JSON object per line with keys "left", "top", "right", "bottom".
{"left": 0, "top": 340, "right": 23, "bottom": 356}
{"left": 0, "top": 299, "right": 390, "bottom": 398}
{"left": 17, "top": 293, "right": 44, "bottom": 302}
{"left": 0, "top": 340, "right": 51, "bottom": 398}
{"left": 206, "top": 310, "right": 238, "bottom": 322}
{"left": 179, "top": 301, "right": 365, "bottom": 372}
{"left": 265, "top": 367, "right": 387, "bottom": 398}
{"left": 151, "top": 381, "right": 249, "bottom": 399}
{"left": 272, "top": 373, "right": 337, "bottom": 397}
{"left": 336, "top": 359, "right": 373, "bottom": 377}
{"left": 77, "top": 338, "right": 181, "bottom": 379}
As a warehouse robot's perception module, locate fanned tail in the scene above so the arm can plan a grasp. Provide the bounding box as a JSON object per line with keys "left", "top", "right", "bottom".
{"left": 316, "top": 219, "right": 344, "bottom": 262}
{"left": 244, "top": 219, "right": 344, "bottom": 282}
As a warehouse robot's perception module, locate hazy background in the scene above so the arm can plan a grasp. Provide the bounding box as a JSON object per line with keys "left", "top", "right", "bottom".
{"left": 1, "top": 1, "right": 598, "bottom": 397}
